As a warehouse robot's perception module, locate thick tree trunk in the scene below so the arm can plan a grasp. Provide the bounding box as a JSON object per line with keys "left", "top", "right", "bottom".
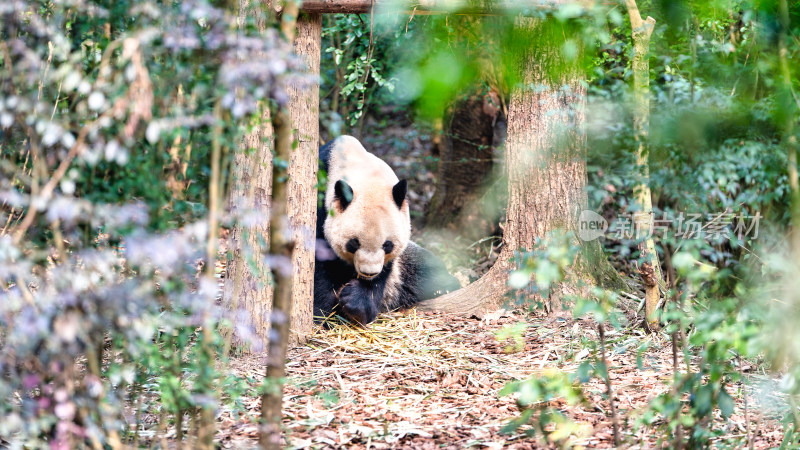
{"left": 222, "top": 1, "right": 275, "bottom": 353}
{"left": 286, "top": 12, "right": 321, "bottom": 345}
{"left": 419, "top": 18, "right": 589, "bottom": 315}
{"left": 224, "top": 4, "right": 320, "bottom": 351}
{"left": 427, "top": 86, "right": 500, "bottom": 241}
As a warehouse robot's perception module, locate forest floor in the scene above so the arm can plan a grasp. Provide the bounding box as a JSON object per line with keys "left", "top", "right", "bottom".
{"left": 218, "top": 309, "right": 786, "bottom": 449}
{"left": 213, "top": 114, "right": 786, "bottom": 448}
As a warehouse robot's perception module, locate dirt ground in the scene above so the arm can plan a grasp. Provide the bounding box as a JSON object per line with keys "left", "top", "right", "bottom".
{"left": 216, "top": 309, "right": 785, "bottom": 449}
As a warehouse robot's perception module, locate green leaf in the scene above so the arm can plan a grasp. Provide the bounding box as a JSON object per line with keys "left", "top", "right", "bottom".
{"left": 718, "top": 389, "right": 734, "bottom": 419}
{"left": 693, "top": 385, "right": 713, "bottom": 417}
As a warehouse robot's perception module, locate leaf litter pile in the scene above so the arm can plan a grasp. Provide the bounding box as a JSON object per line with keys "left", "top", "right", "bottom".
{"left": 218, "top": 310, "right": 785, "bottom": 449}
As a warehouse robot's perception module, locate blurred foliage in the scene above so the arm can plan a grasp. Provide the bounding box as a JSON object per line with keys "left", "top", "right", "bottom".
{"left": 320, "top": 13, "right": 397, "bottom": 135}
{"left": 487, "top": 0, "right": 800, "bottom": 446}
{"left": 0, "top": 0, "right": 298, "bottom": 445}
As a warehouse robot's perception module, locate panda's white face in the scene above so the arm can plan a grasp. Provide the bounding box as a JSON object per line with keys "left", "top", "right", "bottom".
{"left": 322, "top": 136, "right": 411, "bottom": 280}
{"left": 324, "top": 179, "right": 410, "bottom": 279}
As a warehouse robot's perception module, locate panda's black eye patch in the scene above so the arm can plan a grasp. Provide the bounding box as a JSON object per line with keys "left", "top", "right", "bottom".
{"left": 345, "top": 238, "right": 360, "bottom": 253}
{"left": 382, "top": 240, "right": 394, "bottom": 254}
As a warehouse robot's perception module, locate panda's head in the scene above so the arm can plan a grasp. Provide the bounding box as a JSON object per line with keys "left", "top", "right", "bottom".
{"left": 323, "top": 136, "right": 411, "bottom": 280}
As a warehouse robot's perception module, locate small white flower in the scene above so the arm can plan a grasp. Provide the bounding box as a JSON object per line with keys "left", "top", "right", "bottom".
{"left": 63, "top": 71, "right": 81, "bottom": 91}
{"left": 115, "top": 149, "right": 129, "bottom": 165}
{"left": 146, "top": 122, "right": 161, "bottom": 144}
{"left": 78, "top": 81, "right": 91, "bottom": 95}
{"left": 125, "top": 64, "right": 137, "bottom": 82}
{"left": 0, "top": 112, "right": 12, "bottom": 128}
{"left": 88, "top": 91, "right": 105, "bottom": 111}
{"left": 82, "top": 148, "right": 101, "bottom": 166}
{"left": 60, "top": 179, "right": 76, "bottom": 195}
{"left": 41, "top": 123, "right": 62, "bottom": 147}
{"left": 61, "top": 132, "right": 76, "bottom": 149}
{"left": 104, "top": 139, "right": 120, "bottom": 161}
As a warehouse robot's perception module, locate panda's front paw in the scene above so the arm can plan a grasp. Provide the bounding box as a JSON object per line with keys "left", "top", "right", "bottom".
{"left": 337, "top": 280, "right": 379, "bottom": 325}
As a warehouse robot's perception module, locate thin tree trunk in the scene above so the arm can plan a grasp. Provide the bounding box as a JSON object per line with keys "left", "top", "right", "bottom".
{"left": 778, "top": 0, "right": 800, "bottom": 251}
{"left": 259, "top": 106, "right": 295, "bottom": 449}
{"left": 260, "top": 3, "right": 300, "bottom": 448}
{"left": 626, "top": 0, "right": 663, "bottom": 330}
{"left": 419, "top": 17, "right": 589, "bottom": 315}
{"left": 286, "top": 12, "right": 322, "bottom": 345}
{"left": 223, "top": 0, "right": 275, "bottom": 354}
{"left": 197, "top": 101, "right": 224, "bottom": 450}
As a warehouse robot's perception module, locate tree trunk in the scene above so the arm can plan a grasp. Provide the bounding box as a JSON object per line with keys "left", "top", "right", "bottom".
{"left": 426, "top": 86, "right": 501, "bottom": 242}
{"left": 261, "top": 4, "right": 300, "bottom": 448}
{"left": 626, "top": 0, "right": 662, "bottom": 330}
{"left": 222, "top": 1, "right": 275, "bottom": 354}
{"left": 286, "top": 12, "right": 321, "bottom": 345}
{"left": 419, "top": 17, "right": 589, "bottom": 315}
{"left": 224, "top": 5, "right": 321, "bottom": 351}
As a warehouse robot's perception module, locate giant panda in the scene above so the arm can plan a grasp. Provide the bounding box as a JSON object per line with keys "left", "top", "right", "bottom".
{"left": 314, "top": 135, "right": 461, "bottom": 325}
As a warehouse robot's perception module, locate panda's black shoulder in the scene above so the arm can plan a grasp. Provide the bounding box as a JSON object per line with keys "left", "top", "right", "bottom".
{"left": 397, "top": 242, "right": 461, "bottom": 301}
{"left": 318, "top": 138, "right": 337, "bottom": 173}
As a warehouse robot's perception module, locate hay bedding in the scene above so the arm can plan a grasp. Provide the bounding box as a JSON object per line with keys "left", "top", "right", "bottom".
{"left": 216, "top": 310, "right": 784, "bottom": 449}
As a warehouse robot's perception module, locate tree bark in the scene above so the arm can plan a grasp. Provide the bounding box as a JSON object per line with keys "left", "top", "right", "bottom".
{"left": 419, "top": 17, "right": 589, "bottom": 315}
{"left": 222, "top": 1, "right": 275, "bottom": 354}
{"left": 224, "top": 4, "right": 321, "bottom": 351}
{"left": 626, "top": 0, "right": 663, "bottom": 330}
{"left": 260, "top": 6, "right": 300, "bottom": 450}
{"left": 426, "top": 86, "right": 501, "bottom": 241}
{"left": 286, "top": 12, "right": 321, "bottom": 345}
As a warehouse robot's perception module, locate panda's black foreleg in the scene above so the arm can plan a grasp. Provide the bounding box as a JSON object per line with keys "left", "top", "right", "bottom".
{"left": 337, "top": 278, "right": 385, "bottom": 325}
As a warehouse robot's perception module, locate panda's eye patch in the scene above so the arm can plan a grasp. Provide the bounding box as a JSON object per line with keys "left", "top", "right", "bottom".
{"left": 382, "top": 240, "right": 394, "bottom": 254}
{"left": 345, "top": 238, "right": 360, "bottom": 253}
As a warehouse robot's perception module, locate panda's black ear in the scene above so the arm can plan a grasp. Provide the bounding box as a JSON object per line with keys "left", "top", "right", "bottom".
{"left": 392, "top": 179, "right": 407, "bottom": 209}
{"left": 334, "top": 180, "right": 354, "bottom": 211}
